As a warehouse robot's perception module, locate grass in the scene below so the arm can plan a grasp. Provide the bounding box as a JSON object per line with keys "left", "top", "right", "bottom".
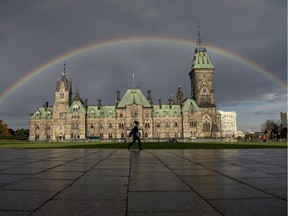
{"left": 0, "top": 141, "right": 286, "bottom": 149}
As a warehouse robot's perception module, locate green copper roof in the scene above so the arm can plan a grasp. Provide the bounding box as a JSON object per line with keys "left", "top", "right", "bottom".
{"left": 30, "top": 107, "right": 53, "bottom": 119}
{"left": 87, "top": 106, "right": 116, "bottom": 118}
{"left": 191, "top": 50, "right": 214, "bottom": 69}
{"left": 182, "top": 99, "right": 202, "bottom": 112}
{"left": 153, "top": 104, "right": 181, "bottom": 117}
{"left": 117, "top": 88, "right": 152, "bottom": 108}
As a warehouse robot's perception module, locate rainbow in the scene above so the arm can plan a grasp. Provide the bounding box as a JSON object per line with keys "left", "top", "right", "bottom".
{"left": 0, "top": 36, "right": 286, "bottom": 103}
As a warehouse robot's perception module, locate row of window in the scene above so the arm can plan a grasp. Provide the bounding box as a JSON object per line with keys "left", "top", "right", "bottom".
{"left": 35, "top": 129, "right": 208, "bottom": 140}
{"left": 35, "top": 119, "right": 199, "bottom": 130}
{"left": 36, "top": 107, "right": 196, "bottom": 118}
{"left": 35, "top": 109, "right": 196, "bottom": 119}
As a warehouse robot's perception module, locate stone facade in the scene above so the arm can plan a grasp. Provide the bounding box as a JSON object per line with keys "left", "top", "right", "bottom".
{"left": 29, "top": 39, "right": 222, "bottom": 141}
{"left": 219, "top": 111, "right": 237, "bottom": 138}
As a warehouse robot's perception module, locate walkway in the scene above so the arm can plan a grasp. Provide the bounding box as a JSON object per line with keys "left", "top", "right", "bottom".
{"left": 0, "top": 148, "right": 286, "bottom": 215}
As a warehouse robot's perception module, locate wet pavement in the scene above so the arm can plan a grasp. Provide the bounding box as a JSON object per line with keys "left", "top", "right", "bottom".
{"left": 0, "top": 148, "right": 286, "bottom": 216}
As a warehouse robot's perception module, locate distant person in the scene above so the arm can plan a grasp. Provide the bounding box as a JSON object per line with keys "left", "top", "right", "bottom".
{"left": 127, "top": 121, "right": 143, "bottom": 150}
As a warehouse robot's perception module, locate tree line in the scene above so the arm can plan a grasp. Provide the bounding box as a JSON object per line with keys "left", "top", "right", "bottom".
{"left": 0, "top": 119, "right": 29, "bottom": 140}
{"left": 243, "top": 119, "right": 287, "bottom": 142}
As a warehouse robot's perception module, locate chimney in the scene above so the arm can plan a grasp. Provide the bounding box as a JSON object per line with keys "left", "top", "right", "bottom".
{"left": 147, "top": 90, "right": 153, "bottom": 104}
{"left": 159, "top": 99, "right": 162, "bottom": 109}
{"left": 115, "top": 90, "right": 120, "bottom": 106}
{"left": 43, "top": 101, "right": 49, "bottom": 109}
{"left": 97, "top": 99, "right": 101, "bottom": 109}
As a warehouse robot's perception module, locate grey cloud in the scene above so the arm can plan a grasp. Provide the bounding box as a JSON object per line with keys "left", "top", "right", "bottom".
{"left": 0, "top": 0, "right": 286, "bottom": 131}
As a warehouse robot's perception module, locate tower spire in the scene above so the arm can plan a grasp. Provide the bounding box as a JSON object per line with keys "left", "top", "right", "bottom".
{"left": 196, "top": 22, "right": 205, "bottom": 52}
{"left": 62, "top": 61, "right": 67, "bottom": 77}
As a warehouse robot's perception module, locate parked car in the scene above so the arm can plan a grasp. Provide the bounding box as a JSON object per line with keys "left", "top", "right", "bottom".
{"left": 165, "top": 138, "right": 178, "bottom": 142}
{"left": 114, "top": 138, "right": 127, "bottom": 142}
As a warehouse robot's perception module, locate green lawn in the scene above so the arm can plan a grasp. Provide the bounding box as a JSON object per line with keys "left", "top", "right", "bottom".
{"left": 0, "top": 141, "right": 286, "bottom": 149}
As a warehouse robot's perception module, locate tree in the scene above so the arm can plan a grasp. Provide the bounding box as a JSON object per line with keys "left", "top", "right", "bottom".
{"left": 260, "top": 120, "right": 281, "bottom": 141}
{"left": 0, "top": 119, "right": 3, "bottom": 135}
{"left": 260, "top": 120, "right": 280, "bottom": 133}
{"left": 15, "top": 128, "right": 29, "bottom": 138}
{"left": 0, "top": 119, "right": 9, "bottom": 136}
{"left": 2, "top": 123, "right": 9, "bottom": 136}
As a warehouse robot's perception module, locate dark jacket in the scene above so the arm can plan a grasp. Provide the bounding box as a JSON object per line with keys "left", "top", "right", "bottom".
{"left": 129, "top": 126, "right": 139, "bottom": 138}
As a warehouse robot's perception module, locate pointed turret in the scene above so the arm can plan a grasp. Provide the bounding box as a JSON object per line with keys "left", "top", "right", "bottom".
{"left": 55, "top": 62, "right": 72, "bottom": 106}
{"left": 176, "top": 85, "right": 183, "bottom": 105}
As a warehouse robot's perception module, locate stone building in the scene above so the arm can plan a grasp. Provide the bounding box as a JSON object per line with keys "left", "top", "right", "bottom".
{"left": 280, "top": 112, "right": 287, "bottom": 129}
{"left": 29, "top": 34, "right": 222, "bottom": 141}
{"left": 219, "top": 111, "right": 237, "bottom": 138}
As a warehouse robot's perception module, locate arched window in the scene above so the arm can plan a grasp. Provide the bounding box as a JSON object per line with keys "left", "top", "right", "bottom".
{"left": 144, "top": 120, "right": 150, "bottom": 128}
{"left": 121, "top": 132, "right": 125, "bottom": 138}
{"left": 99, "top": 121, "right": 104, "bottom": 129}
{"left": 165, "top": 120, "right": 170, "bottom": 128}
{"left": 60, "top": 90, "right": 65, "bottom": 99}
{"left": 145, "top": 131, "right": 148, "bottom": 138}
{"left": 109, "top": 122, "right": 113, "bottom": 128}
{"left": 119, "top": 120, "right": 124, "bottom": 128}
{"left": 203, "top": 121, "right": 211, "bottom": 132}
{"left": 156, "top": 121, "right": 161, "bottom": 128}
{"left": 109, "top": 133, "right": 113, "bottom": 139}
{"left": 190, "top": 119, "right": 197, "bottom": 127}
{"left": 36, "top": 123, "right": 40, "bottom": 130}
{"left": 174, "top": 121, "right": 178, "bottom": 128}
{"left": 90, "top": 122, "right": 94, "bottom": 129}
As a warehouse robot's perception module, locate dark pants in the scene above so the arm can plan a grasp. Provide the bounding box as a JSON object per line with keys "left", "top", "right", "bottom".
{"left": 128, "top": 137, "right": 142, "bottom": 149}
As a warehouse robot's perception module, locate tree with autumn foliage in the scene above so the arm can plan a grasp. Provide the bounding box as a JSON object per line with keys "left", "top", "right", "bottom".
{"left": 0, "top": 119, "right": 10, "bottom": 135}
{"left": 0, "top": 119, "right": 29, "bottom": 140}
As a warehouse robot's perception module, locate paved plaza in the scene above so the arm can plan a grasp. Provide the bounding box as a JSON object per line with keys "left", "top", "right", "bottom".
{"left": 0, "top": 148, "right": 286, "bottom": 216}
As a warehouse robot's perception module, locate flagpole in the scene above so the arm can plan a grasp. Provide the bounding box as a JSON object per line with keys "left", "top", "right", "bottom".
{"left": 132, "top": 73, "right": 135, "bottom": 88}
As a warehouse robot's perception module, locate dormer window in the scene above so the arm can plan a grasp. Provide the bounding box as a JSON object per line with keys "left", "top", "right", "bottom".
{"left": 36, "top": 111, "right": 40, "bottom": 118}
{"left": 91, "top": 110, "right": 95, "bottom": 115}
{"left": 72, "top": 105, "right": 79, "bottom": 112}
{"left": 156, "top": 110, "right": 159, "bottom": 115}
{"left": 109, "top": 110, "right": 113, "bottom": 116}
{"left": 174, "top": 109, "right": 178, "bottom": 115}
{"left": 47, "top": 111, "right": 51, "bottom": 118}
{"left": 99, "top": 110, "right": 104, "bottom": 116}
{"left": 164, "top": 109, "right": 169, "bottom": 116}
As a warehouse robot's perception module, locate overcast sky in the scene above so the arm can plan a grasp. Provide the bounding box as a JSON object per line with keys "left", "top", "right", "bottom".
{"left": 0, "top": 0, "right": 287, "bottom": 132}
